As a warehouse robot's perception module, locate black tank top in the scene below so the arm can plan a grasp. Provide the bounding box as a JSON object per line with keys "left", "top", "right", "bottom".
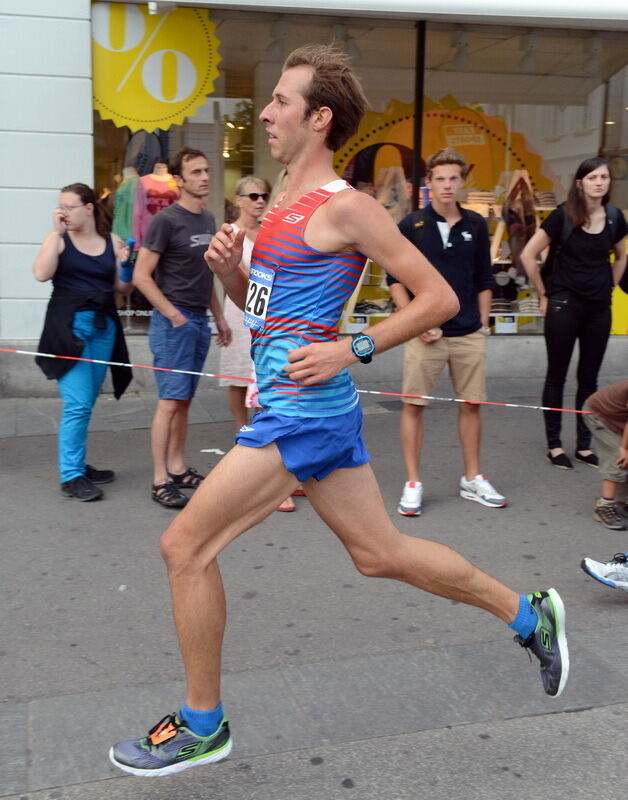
{"left": 53, "top": 233, "right": 116, "bottom": 294}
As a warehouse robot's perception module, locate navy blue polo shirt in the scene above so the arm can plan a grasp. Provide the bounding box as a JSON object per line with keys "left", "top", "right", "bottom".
{"left": 388, "top": 203, "right": 495, "bottom": 337}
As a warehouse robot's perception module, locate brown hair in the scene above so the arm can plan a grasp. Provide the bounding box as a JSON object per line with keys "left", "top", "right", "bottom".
{"left": 61, "top": 182, "right": 110, "bottom": 238}
{"left": 282, "top": 44, "right": 368, "bottom": 152}
{"left": 425, "top": 148, "right": 469, "bottom": 180}
{"left": 169, "top": 147, "right": 207, "bottom": 178}
{"left": 566, "top": 156, "right": 611, "bottom": 228}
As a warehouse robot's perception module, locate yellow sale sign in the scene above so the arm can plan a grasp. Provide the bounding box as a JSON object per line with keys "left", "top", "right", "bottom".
{"left": 92, "top": 2, "right": 221, "bottom": 131}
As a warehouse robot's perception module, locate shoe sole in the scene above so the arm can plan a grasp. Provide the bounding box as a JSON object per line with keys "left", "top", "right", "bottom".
{"left": 580, "top": 558, "right": 627, "bottom": 590}
{"left": 592, "top": 513, "right": 627, "bottom": 531}
{"left": 61, "top": 490, "right": 103, "bottom": 502}
{"left": 545, "top": 587, "right": 569, "bottom": 697}
{"left": 89, "top": 476, "right": 115, "bottom": 485}
{"left": 546, "top": 456, "right": 573, "bottom": 470}
{"left": 108, "top": 737, "right": 233, "bottom": 777}
{"left": 574, "top": 457, "right": 598, "bottom": 469}
{"left": 397, "top": 505, "right": 421, "bottom": 516}
{"left": 459, "top": 491, "right": 507, "bottom": 508}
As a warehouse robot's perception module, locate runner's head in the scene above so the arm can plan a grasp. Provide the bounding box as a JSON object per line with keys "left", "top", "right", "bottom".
{"left": 281, "top": 44, "right": 368, "bottom": 152}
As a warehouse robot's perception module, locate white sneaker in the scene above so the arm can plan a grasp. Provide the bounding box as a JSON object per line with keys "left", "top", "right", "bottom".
{"left": 581, "top": 553, "right": 628, "bottom": 591}
{"left": 459, "top": 474, "right": 507, "bottom": 508}
{"left": 398, "top": 481, "right": 422, "bottom": 516}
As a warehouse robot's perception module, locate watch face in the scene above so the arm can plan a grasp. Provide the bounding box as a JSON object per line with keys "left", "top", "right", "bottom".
{"left": 353, "top": 335, "right": 374, "bottom": 356}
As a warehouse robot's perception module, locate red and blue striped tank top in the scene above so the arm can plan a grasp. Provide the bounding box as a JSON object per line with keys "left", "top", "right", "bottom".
{"left": 249, "top": 180, "right": 367, "bottom": 418}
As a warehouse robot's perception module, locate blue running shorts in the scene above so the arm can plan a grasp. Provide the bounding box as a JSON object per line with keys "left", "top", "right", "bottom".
{"left": 149, "top": 307, "right": 211, "bottom": 400}
{"left": 235, "top": 404, "right": 370, "bottom": 482}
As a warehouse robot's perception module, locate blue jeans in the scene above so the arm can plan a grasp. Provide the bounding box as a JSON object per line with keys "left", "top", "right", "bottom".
{"left": 57, "top": 310, "right": 116, "bottom": 482}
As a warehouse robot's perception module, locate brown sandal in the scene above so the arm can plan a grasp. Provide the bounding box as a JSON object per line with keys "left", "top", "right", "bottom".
{"left": 151, "top": 483, "right": 188, "bottom": 508}
{"left": 167, "top": 467, "right": 205, "bottom": 489}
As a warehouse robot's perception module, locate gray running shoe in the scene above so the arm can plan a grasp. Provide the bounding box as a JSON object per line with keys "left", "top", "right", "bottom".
{"left": 459, "top": 474, "right": 507, "bottom": 508}
{"left": 593, "top": 500, "right": 627, "bottom": 531}
{"left": 109, "top": 713, "right": 232, "bottom": 777}
{"left": 514, "top": 588, "right": 569, "bottom": 697}
{"left": 397, "top": 481, "right": 422, "bottom": 516}
{"left": 581, "top": 553, "right": 628, "bottom": 592}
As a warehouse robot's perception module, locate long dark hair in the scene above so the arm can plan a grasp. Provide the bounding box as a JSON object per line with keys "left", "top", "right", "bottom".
{"left": 565, "top": 157, "right": 611, "bottom": 229}
{"left": 61, "top": 182, "right": 111, "bottom": 238}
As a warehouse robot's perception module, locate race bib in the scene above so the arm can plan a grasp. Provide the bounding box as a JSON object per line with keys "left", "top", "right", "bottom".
{"left": 243, "top": 265, "right": 274, "bottom": 332}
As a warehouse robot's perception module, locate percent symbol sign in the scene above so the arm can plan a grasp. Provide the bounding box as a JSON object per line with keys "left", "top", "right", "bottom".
{"left": 92, "top": 2, "right": 221, "bottom": 130}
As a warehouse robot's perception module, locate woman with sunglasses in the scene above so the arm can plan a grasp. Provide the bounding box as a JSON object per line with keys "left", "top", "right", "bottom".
{"left": 521, "top": 157, "right": 627, "bottom": 470}
{"left": 218, "top": 176, "right": 297, "bottom": 511}
{"left": 32, "top": 182, "right": 134, "bottom": 501}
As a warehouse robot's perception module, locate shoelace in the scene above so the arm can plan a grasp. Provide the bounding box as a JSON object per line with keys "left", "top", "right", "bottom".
{"left": 610, "top": 553, "right": 628, "bottom": 564}
{"left": 147, "top": 713, "right": 180, "bottom": 747}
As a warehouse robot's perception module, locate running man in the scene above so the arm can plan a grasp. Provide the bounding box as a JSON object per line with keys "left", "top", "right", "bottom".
{"left": 110, "top": 44, "right": 569, "bottom": 777}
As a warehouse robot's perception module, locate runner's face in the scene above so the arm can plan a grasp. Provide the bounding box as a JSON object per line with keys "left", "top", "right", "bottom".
{"left": 426, "top": 164, "right": 464, "bottom": 206}
{"left": 579, "top": 166, "right": 610, "bottom": 201}
{"left": 259, "top": 65, "right": 314, "bottom": 164}
{"left": 178, "top": 156, "right": 210, "bottom": 198}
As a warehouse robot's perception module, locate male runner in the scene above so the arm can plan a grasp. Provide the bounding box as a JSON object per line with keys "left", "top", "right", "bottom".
{"left": 110, "top": 45, "right": 569, "bottom": 777}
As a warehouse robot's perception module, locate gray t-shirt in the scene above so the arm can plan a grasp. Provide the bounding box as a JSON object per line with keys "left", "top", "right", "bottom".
{"left": 143, "top": 203, "right": 216, "bottom": 312}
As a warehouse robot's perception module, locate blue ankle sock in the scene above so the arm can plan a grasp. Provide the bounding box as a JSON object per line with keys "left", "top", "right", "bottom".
{"left": 180, "top": 702, "right": 223, "bottom": 737}
{"left": 508, "top": 595, "right": 538, "bottom": 639}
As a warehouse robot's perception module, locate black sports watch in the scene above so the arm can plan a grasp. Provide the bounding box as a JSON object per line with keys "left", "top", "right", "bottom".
{"left": 350, "top": 333, "right": 376, "bottom": 364}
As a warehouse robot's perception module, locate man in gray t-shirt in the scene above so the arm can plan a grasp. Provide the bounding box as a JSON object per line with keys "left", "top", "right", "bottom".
{"left": 134, "top": 148, "right": 231, "bottom": 509}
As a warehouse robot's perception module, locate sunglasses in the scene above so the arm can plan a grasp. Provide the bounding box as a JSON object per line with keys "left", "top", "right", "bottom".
{"left": 239, "top": 192, "right": 269, "bottom": 202}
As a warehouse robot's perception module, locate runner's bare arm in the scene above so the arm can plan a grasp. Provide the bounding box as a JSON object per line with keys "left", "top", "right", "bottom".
{"left": 285, "top": 190, "right": 459, "bottom": 386}
{"left": 204, "top": 225, "right": 249, "bottom": 310}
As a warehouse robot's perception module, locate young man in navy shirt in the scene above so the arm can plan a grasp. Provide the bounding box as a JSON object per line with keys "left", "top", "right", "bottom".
{"left": 388, "top": 148, "right": 506, "bottom": 516}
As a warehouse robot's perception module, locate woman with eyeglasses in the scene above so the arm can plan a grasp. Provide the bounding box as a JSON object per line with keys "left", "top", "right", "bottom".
{"left": 521, "top": 157, "right": 627, "bottom": 470}
{"left": 32, "top": 182, "right": 134, "bottom": 501}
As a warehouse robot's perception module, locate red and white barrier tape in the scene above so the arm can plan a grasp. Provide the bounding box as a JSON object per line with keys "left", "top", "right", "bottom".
{"left": 0, "top": 347, "right": 590, "bottom": 414}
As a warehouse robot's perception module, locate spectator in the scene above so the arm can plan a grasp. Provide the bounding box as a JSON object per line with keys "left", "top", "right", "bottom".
{"left": 32, "top": 182, "right": 133, "bottom": 501}
{"left": 387, "top": 148, "right": 506, "bottom": 516}
{"left": 583, "top": 379, "right": 628, "bottom": 530}
{"left": 521, "top": 157, "right": 627, "bottom": 470}
{"left": 133, "top": 148, "right": 231, "bottom": 508}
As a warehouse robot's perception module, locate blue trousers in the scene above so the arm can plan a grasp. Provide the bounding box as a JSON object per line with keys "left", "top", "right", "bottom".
{"left": 57, "top": 310, "right": 115, "bottom": 482}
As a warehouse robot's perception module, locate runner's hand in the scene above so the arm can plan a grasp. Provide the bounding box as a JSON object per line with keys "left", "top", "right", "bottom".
{"left": 204, "top": 225, "right": 245, "bottom": 279}
{"left": 285, "top": 340, "right": 353, "bottom": 385}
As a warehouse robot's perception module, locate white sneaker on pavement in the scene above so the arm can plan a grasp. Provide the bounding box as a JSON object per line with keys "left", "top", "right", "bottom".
{"left": 581, "top": 553, "right": 628, "bottom": 591}
{"left": 459, "top": 474, "right": 507, "bottom": 508}
{"left": 398, "top": 481, "right": 422, "bottom": 516}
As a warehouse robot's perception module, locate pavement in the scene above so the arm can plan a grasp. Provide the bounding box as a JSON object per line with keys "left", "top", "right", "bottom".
{"left": 1, "top": 367, "right": 628, "bottom": 800}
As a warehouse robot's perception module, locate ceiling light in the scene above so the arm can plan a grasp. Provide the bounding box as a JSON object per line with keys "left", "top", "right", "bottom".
{"left": 225, "top": 120, "right": 235, "bottom": 129}
{"left": 604, "top": 120, "right": 616, "bottom": 125}
{"left": 583, "top": 35, "right": 602, "bottom": 75}
{"left": 147, "top": 1, "right": 176, "bottom": 14}
{"left": 451, "top": 29, "right": 469, "bottom": 70}
{"left": 519, "top": 32, "right": 537, "bottom": 72}
{"left": 222, "top": 149, "right": 230, "bottom": 158}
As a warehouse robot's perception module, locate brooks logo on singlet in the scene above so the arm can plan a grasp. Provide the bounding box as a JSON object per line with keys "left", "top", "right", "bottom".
{"left": 250, "top": 181, "right": 367, "bottom": 418}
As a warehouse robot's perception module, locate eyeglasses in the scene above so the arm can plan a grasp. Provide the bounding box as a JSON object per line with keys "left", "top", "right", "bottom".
{"left": 57, "top": 204, "right": 85, "bottom": 212}
{"left": 238, "top": 192, "right": 269, "bottom": 202}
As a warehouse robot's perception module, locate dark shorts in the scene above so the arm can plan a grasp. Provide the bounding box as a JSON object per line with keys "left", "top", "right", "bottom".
{"left": 149, "top": 307, "right": 211, "bottom": 400}
{"left": 235, "top": 404, "right": 370, "bottom": 482}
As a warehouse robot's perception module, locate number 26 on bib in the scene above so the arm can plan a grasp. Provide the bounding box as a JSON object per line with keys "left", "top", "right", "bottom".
{"left": 243, "top": 265, "right": 274, "bottom": 332}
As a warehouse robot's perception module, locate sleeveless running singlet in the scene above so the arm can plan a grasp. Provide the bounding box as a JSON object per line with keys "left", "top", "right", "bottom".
{"left": 248, "top": 180, "right": 367, "bottom": 418}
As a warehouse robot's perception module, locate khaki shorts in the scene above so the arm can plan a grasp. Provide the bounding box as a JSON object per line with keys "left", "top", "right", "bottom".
{"left": 402, "top": 329, "right": 487, "bottom": 406}
{"left": 584, "top": 412, "right": 628, "bottom": 485}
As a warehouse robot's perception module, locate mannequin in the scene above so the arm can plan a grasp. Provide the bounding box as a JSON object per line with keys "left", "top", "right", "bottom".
{"left": 112, "top": 165, "right": 140, "bottom": 242}
{"left": 132, "top": 161, "right": 180, "bottom": 247}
